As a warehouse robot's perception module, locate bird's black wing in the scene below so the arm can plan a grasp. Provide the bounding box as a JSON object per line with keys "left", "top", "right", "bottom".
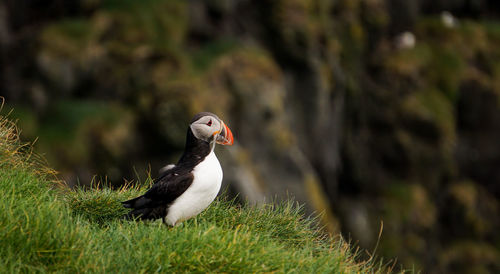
{"left": 144, "top": 171, "right": 194, "bottom": 204}
{"left": 122, "top": 170, "right": 194, "bottom": 210}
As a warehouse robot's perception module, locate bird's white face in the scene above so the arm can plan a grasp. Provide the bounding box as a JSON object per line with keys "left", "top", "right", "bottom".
{"left": 190, "top": 115, "right": 234, "bottom": 146}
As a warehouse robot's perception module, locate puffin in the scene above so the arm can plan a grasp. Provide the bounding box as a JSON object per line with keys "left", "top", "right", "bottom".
{"left": 122, "top": 112, "right": 234, "bottom": 226}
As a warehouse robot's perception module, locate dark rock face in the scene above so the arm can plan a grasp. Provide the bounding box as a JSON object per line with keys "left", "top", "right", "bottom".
{"left": 1, "top": 1, "right": 500, "bottom": 272}
{"left": 457, "top": 80, "right": 500, "bottom": 197}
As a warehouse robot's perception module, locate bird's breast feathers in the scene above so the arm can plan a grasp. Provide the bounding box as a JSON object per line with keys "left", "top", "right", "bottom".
{"left": 191, "top": 151, "right": 223, "bottom": 192}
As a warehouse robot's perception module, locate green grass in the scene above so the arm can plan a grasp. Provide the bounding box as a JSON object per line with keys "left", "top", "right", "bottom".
{"left": 0, "top": 115, "right": 392, "bottom": 273}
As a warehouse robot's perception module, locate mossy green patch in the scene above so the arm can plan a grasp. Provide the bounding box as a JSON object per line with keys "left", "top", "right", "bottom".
{"left": 34, "top": 100, "right": 134, "bottom": 168}
{"left": 41, "top": 18, "right": 96, "bottom": 59}
{"left": 191, "top": 39, "right": 241, "bottom": 71}
{"left": 426, "top": 47, "right": 465, "bottom": 102}
{"left": 402, "top": 88, "right": 456, "bottom": 147}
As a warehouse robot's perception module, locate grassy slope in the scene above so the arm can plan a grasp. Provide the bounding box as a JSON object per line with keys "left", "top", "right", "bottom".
{"left": 0, "top": 116, "right": 388, "bottom": 273}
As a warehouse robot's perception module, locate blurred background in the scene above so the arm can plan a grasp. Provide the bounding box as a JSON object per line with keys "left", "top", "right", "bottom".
{"left": 1, "top": 0, "right": 500, "bottom": 272}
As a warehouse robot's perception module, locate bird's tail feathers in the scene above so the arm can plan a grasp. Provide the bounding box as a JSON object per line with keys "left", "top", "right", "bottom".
{"left": 122, "top": 195, "right": 165, "bottom": 221}
{"left": 122, "top": 195, "right": 151, "bottom": 209}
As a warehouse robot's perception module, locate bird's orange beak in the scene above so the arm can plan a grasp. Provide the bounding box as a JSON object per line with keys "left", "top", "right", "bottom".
{"left": 216, "top": 121, "right": 234, "bottom": 145}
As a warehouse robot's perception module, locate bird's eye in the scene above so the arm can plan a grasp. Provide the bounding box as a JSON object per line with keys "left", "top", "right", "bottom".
{"left": 207, "top": 120, "right": 212, "bottom": 126}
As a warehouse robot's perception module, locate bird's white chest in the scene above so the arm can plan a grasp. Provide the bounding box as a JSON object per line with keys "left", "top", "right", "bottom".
{"left": 165, "top": 151, "right": 222, "bottom": 226}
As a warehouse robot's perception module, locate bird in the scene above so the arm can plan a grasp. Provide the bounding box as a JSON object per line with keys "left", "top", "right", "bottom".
{"left": 122, "top": 112, "right": 234, "bottom": 226}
